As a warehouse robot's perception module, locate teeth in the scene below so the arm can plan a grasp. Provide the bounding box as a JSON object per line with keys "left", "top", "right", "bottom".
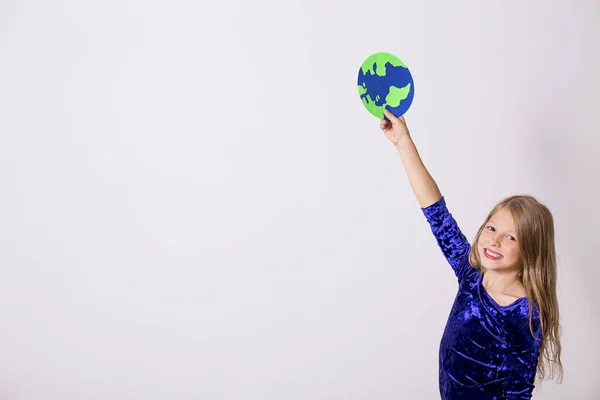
{"left": 486, "top": 249, "right": 502, "bottom": 258}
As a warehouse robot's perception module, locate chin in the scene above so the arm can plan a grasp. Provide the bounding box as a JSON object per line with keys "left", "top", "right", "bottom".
{"left": 479, "top": 260, "right": 497, "bottom": 270}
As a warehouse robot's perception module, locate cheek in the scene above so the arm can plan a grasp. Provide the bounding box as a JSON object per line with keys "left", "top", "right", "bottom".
{"left": 506, "top": 246, "right": 521, "bottom": 260}
{"left": 478, "top": 233, "right": 488, "bottom": 245}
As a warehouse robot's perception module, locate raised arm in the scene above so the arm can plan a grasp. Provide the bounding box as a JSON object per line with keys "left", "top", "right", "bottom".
{"left": 381, "top": 109, "right": 473, "bottom": 280}
{"left": 380, "top": 108, "right": 442, "bottom": 208}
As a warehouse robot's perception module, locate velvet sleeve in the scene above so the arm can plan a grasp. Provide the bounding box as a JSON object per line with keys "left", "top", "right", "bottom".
{"left": 504, "top": 315, "right": 542, "bottom": 399}
{"left": 421, "top": 196, "right": 474, "bottom": 281}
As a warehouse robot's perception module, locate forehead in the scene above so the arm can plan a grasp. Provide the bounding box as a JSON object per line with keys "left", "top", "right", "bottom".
{"left": 488, "top": 208, "right": 516, "bottom": 230}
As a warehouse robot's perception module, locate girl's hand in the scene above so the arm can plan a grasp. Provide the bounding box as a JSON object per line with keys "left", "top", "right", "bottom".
{"left": 380, "top": 108, "right": 410, "bottom": 147}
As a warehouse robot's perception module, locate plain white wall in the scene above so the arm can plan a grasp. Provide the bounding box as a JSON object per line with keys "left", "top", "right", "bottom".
{"left": 0, "top": 0, "right": 598, "bottom": 399}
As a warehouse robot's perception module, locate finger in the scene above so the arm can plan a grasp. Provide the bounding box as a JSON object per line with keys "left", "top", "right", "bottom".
{"left": 383, "top": 108, "right": 399, "bottom": 123}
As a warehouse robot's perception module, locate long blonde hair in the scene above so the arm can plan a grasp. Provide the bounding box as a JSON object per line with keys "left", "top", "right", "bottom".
{"left": 468, "top": 195, "right": 563, "bottom": 383}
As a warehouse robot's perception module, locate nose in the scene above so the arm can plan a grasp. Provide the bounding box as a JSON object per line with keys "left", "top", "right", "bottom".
{"left": 488, "top": 233, "right": 501, "bottom": 247}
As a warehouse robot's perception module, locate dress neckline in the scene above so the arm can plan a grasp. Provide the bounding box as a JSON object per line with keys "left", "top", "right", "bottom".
{"left": 478, "top": 273, "right": 527, "bottom": 309}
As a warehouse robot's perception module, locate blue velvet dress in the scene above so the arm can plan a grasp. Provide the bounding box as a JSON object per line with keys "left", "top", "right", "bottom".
{"left": 421, "top": 196, "right": 542, "bottom": 399}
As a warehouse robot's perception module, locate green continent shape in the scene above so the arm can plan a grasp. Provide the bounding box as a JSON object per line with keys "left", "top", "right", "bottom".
{"left": 358, "top": 82, "right": 412, "bottom": 119}
{"left": 360, "top": 94, "right": 384, "bottom": 118}
{"left": 360, "top": 52, "right": 407, "bottom": 77}
{"left": 385, "top": 83, "right": 411, "bottom": 107}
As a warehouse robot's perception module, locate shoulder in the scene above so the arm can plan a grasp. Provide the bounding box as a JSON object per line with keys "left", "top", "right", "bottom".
{"left": 510, "top": 298, "right": 540, "bottom": 324}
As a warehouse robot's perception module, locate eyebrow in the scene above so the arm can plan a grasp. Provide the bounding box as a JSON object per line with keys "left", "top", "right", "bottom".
{"left": 488, "top": 220, "right": 516, "bottom": 235}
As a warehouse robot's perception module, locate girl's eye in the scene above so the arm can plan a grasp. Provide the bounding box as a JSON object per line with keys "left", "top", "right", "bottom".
{"left": 485, "top": 226, "right": 516, "bottom": 241}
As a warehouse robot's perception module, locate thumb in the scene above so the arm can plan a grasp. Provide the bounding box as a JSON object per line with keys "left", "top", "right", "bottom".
{"left": 383, "top": 108, "right": 399, "bottom": 124}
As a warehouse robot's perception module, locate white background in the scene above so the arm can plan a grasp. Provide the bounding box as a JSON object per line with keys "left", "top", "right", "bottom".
{"left": 1, "top": 0, "right": 598, "bottom": 399}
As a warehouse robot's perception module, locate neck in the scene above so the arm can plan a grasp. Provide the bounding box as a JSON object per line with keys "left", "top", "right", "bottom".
{"left": 482, "top": 268, "right": 522, "bottom": 293}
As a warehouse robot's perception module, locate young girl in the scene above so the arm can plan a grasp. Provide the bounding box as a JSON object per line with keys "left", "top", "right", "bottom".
{"left": 380, "top": 109, "right": 563, "bottom": 399}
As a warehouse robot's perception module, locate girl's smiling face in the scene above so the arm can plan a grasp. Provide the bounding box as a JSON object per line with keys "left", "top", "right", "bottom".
{"left": 477, "top": 207, "right": 522, "bottom": 272}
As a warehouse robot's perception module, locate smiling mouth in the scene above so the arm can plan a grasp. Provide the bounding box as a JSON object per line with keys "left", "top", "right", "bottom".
{"left": 484, "top": 248, "right": 503, "bottom": 260}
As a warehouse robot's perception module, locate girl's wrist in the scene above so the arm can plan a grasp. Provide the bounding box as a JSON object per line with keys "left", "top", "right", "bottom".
{"left": 395, "top": 135, "right": 412, "bottom": 151}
